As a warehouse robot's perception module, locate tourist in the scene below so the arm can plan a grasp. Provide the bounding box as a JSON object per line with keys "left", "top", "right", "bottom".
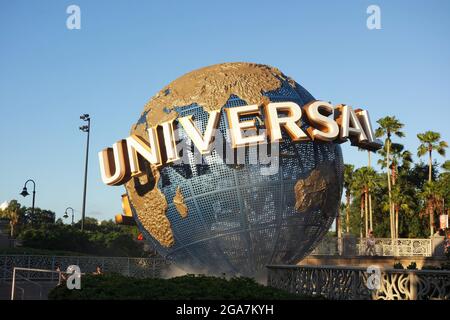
{"left": 445, "top": 232, "right": 450, "bottom": 255}
{"left": 365, "top": 230, "right": 376, "bottom": 256}
{"left": 93, "top": 265, "right": 103, "bottom": 275}
{"left": 55, "top": 264, "right": 66, "bottom": 286}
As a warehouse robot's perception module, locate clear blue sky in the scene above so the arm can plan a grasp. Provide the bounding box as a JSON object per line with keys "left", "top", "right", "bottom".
{"left": 1, "top": 0, "right": 449, "bottom": 222}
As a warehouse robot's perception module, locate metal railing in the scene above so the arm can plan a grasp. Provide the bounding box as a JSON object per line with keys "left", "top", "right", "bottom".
{"left": 267, "top": 265, "right": 450, "bottom": 300}
{"left": 0, "top": 255, "right": 169, "bottom": 281}
{"left": 11, "top": 267, "right": 61, "bottom": 300}
{"left": 311, "top": 237, "right": 432, "bottom": 257}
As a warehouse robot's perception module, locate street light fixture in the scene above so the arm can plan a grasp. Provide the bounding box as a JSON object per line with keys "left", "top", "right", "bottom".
{"left": 20, "top": 188, "right": 29, "bottom": 197}
{"left": 63, "top": 207, "right": 75, "bottom": 225}
{"left": 20, "top": 179, "right": 36, "bottom": 224}
{"left": 79, "top": 113, "right": 91, "bottom": 232}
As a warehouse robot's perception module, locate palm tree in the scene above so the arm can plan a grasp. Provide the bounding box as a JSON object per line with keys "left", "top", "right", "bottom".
{"left": 417, "top": 131, "right": 448, "bottom": 183}
{"left": 379, "top": 143, "right": 413, "bottom": 237}
{"left": 375, "top": 116, "right": 405, "bottom": 240}
{"left": 0, "top": 205, "right": 19, "bottom": 238}
{"left": 378, "top": 143, "right": 413, "bottom": 181}
{"left": 351, "top": 171, "right": 365, "bottom": 239}
{"left": 352, "top": 167, "right": 378, "bottom": 238}
{"left": 9, "top": 210, "right": 18, "bottom": 238}
{"left": 378, "top": 144, "right": 410, "bottom": 181}
{"left": 358, "top": 148, "right": 376, "bottom": 231}
{"left": 343, "top": 164, "right": 355, "bottom": 234}
{"left": 337, "top": 202, "right": 346, "bottom": 239}
{"left": 391, "top": 184, "right": 413, "bottom": 239}
{"left": 438, "top": 161, "right": 450, "bottom": 217}
{"left": 442, "top": 160, "right": 450, "bottom": 172}
{"left": 420, "top": 181, "right": 443, "bottom": 236}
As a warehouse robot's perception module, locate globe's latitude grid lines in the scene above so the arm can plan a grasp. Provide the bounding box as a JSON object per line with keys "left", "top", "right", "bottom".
{"left": 127, "top": 67, "right": 344, "bottom": 276}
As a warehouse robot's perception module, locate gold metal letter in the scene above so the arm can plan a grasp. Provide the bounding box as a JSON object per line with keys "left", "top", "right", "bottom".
{"left": 98, "top": 140, "right": 130, "bottom": 186}
{"left": 355, "top": 109, "right": 383, "bottom": 151}
{"left": 303, "top": 101, "right": 339, "bottom": 142}
{"left": 335, "top": 104, "right": 368, "bottom": 145}
{"left": 161, "top": 120, "right": 180, "bottom": 163}
{"left": 264, "top": 102, "right": 309, "bottom": 143}
{"left": 178, "top": 110, "right": 220, "bottom": 154}
{"left": 225, "top": 104, "right": 266, "bottom": 148}
{"left": 126, "top": 127, "right": 163, "bottom": 177}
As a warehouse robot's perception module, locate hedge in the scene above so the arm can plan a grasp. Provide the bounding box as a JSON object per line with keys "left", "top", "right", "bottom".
{"left": 49, "top": 273, "right": 321, "bottom": 300}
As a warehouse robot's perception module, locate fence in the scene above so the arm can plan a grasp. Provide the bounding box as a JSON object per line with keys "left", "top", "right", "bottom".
{"left": 311, "top": 237, "right": 432, "bottom": 257}
{"left": 0, "top": 255, "right": 169, "bottom": 281}
{"left": 267, "top": 265, "right": 450, "bottom": 300}
{"left": 10, "top": 268, "right": 63, "bottom": 300}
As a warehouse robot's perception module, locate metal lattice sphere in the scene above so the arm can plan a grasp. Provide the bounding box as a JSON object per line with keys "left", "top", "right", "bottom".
{"left": 126, "top": 63, "right": 343, "bottom": 277}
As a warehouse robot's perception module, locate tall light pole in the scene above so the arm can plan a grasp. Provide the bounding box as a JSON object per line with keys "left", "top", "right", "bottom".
{"left": 20, "top": 179, "right": 36, "bottom": 224}
{"left": 63, "top": 207, "right": 75, "bottom": 225}
{"left": 79, "top": 114, "right": 90, "bottom": 232}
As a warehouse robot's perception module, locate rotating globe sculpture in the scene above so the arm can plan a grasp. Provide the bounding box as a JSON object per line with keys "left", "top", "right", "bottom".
{"left": 125, "top": 63, "right": 344, "bottom": 277}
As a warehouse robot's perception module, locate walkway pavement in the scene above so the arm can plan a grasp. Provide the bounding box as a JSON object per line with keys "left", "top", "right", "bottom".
{"left": 0, "top": 280, "right": 58, "bottom": 300}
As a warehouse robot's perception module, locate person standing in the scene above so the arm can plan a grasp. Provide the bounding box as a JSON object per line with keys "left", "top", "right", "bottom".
{"left": 445, "top": 232, "right": 450, "bottom": 256}
{"left": 93, "top": 265, "right": 103, "bottom": 275}
{"left": 365, "top": 230, "right": 376, "bottom": 256}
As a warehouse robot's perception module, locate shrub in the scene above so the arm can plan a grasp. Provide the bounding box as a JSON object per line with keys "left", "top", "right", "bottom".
{"left": 406, "top": 262, "right": 417, "bottom": 270}
{"left": 421, "top": 265, "right": 441, "bottom": 271}
{"left": 393, "top": 262, "right": 404, "bottom": 269}
{"left": 18, "top": 223, "right": 145, "bottom": 257}
{"left": 441, "top": 262, "right": 450, "bottom": 270}
{"left": 48, "top": 274, "right": 322, "bottom": 300}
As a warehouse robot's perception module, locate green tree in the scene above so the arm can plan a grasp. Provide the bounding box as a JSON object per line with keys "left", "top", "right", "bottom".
{"left": 29, "top": 208, "right": 56, "bottom": 226}
{"left": 352, "top": 167, "right": 378, "bottom": 238}
{"left": 375, "top": 116, "right": 405, "bottom": 240}
{"left": 18, "top": 222, "right": 145, "bottom": 257}
{"left": 343, "top": 164, "right": 355, "bottom": 234}
{"left": 417, "top": 131, "right": 448, "bottom": 183}
{"left": 378, "top": 143, "right": 413, "bottom": 180}
{"left": 439, "top": 161, "right": 450, "bottom": 207}
{"left": 338, "top": 202, "right": 346, "bottom": 237}
{"left": 420, "top": 181, "right": 444, "bottom": 236}
{"left": 442, "top": 160, "right": 450, "bottom": 172}
{"left": 417, "top": 131, "right": 448, "bottom": 235}
{"left": 0, "top": 200, "right": 24, "bottom": 237}
{"left": 358, "top": 148, "right": 377, "bottom": 233}
{"left": 378, "top": 143, "right": 414, "bottom": 238}
{"left": 391, "top": 184, "right": 414, "bottom": 238}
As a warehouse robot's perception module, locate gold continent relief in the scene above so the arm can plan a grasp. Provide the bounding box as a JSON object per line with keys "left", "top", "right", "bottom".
{"left": 294, "top": 165, "right": 340, "bottom": 217}
{"left": 173, "top": 187, "right": 188, "bottom": 218}
{"left": 125, "top": 62, "right": 313, "bottom": 248}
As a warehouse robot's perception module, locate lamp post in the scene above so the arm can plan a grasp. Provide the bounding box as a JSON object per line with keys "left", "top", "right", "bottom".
{"left": 79, "top": 114, "right": 90, "bottom": 232}
{"left": 20, "top": 179, "right": 36, "bottom": 224}
{"left": 63, "top": 207, "right": 75, "bottom": 225}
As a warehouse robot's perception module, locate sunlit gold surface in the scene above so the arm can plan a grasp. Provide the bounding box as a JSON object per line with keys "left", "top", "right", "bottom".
{"left": 115, "top": 194, "right": 134, "bottom": 225}
{"left": 126, "top": 166, "right": 174, "bottom": 247}
{"left": 173, "top": 187, "right": 188, "bottom": 218}
{"left": 135, "top": 62, "right": 293, "bottom": 128}
{"left": 294, "top": 165, "right": 340, "bottom": 217}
